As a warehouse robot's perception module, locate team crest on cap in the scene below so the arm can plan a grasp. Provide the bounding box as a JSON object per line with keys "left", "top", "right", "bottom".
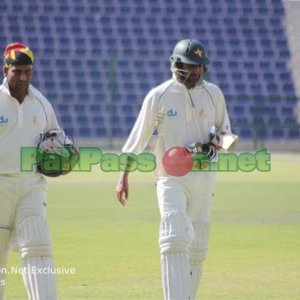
{"left": 194, "top": 48, "right": 203, "bottom": 57}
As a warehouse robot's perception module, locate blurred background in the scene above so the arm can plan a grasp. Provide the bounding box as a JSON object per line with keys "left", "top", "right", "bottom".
{"left": 1, "top": 0, "right": 299, "bottom": 151}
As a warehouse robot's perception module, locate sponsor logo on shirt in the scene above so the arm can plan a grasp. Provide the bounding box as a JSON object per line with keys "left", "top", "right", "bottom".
{"left": 0, "top": 115, "right": 8, "bottom": 125}
{"left": 166, "top": 108, "right": 177, "bottom": 118}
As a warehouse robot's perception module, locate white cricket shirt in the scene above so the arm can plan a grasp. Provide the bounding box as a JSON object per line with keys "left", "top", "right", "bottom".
{"left": 0, "top": 78, "right": 59, "bottom": 173}
{"left": 122, "top": 78, "right": 232, "bottom": 175}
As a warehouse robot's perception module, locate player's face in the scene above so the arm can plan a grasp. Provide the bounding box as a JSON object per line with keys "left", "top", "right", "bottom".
{"left": 4, "top": 65, "right": 33, "bottom": 94}
{"left": 182, "top": 63, "right": 204, "bottom": 89}
{"left": 175, "top": 63, "right": 204, "bottom": 89}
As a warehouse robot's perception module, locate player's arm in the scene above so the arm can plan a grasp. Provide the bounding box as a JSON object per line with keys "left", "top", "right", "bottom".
{"left": 116, "top": 171, "right": 129, "bottom": 207}
{"left": 115, "top": 154, "right": 136, "bottom": 206}
{"left": 42, "top": 99, "right": 60, "bottom": 132}
{"left": 213, "top": 87, "right": 239, "bottom": 151}
{"left": 115, "top": 89, "right": 158, "bottom": 206}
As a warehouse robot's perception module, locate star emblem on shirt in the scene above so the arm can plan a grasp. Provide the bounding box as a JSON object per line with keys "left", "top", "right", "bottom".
{"left": 32, "top": 116, "right": 38, "bottom": 125}
{"left": 198, "top": 108, "right": 205, "bottom": 118}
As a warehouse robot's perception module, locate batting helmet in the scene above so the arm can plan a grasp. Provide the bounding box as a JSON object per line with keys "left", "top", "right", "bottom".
{"left": 170, "top": 39, "right": 209, "bottom": 66}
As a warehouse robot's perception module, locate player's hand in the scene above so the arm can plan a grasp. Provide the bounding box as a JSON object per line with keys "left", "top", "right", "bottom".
{"left": 186, "top": 142, "right": 216, "bottom": 160}
{"left": 116, "top": 172, "right": 129, "bottom": 207}
{"left": 209, "top": 126, "right": 226, "bottom": 149}
{"left": 154, "top": 106, "right": 166, "bottom": 128}
{"left": 186, "top": 142, "right": 216, "bottom": 170}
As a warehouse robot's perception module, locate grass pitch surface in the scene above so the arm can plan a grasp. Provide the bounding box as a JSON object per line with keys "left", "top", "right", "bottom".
{"left": 6, "top": 153, "right": 300, "bottom": 299}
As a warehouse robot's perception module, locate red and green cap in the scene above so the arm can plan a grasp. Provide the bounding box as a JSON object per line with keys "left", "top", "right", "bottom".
{"left": 3, "top": 42, "right": 34, "bottom": 67}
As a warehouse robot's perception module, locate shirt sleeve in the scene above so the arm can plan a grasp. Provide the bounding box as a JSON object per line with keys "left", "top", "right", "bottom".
{"left": 30, "top": 85, "right": 60, "bottom": 132}
{"left": 44, "top": 101, "right": 60, "bottom": 132}
{"left": 214, "top": 86, "right": 232, "bottom": 134}
{"left": 122, "top": 88, "right": 158, "bottom": 154}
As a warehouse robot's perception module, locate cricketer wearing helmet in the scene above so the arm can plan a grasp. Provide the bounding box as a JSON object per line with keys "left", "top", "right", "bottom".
{"left": 116, "top": 39, "right": 234, "bottom": 300}
{"left": 0, "top": 42, "right": 59, "bottom": 299}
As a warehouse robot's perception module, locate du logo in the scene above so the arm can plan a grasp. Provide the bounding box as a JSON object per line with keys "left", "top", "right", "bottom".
{"left": 167, "top": 108, "right": 177, "bottom": 117}
{"left": 0, "top": 115, "right": 8, "bottom": 125}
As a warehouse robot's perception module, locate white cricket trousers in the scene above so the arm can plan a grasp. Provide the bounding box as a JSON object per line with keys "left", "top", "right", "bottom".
{"left": 157, "top": 172, "right": 216, "bottom": 300}
{"left": 0, "top": 173, "right": 56, "bottom": 300}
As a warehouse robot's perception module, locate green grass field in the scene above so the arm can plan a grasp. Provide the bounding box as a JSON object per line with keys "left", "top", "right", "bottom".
{"left": 6, "top": 153, "right": 300, "bottom": 299}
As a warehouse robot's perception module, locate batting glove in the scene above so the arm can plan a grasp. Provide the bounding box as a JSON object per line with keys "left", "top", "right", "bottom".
{"left": 186, "top": 142, "right": 216, "bottom": 160}
{"left": 186, "top": 142, "right": 216, "bottom": 170}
